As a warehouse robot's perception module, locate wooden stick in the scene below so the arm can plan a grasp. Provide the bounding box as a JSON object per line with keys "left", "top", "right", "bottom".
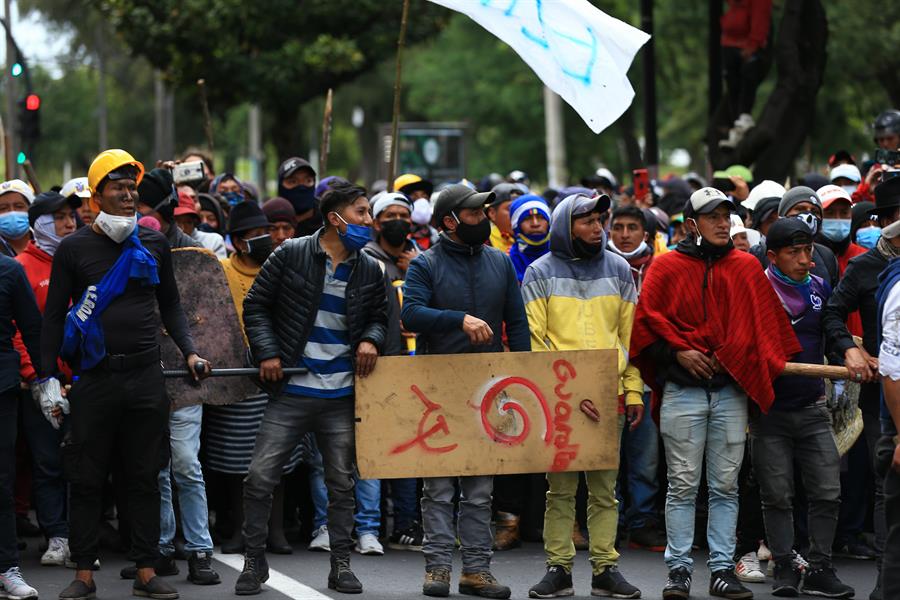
{"left": 387, "top": 0, "right": 411, "bottom": 191}
{"left": 782, "top": 362, "right": 850, "bottom": 380}
{"left": 197, "top": 78, "right": 214, "bottom": 154}
{"left": 22, "top": 159, "right": 40, "bottom": 194}
{"left": 319, "top": 88, "right": 333, "bottom": 176}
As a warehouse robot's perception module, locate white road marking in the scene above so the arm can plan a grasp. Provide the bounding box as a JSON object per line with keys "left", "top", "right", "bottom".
{"left": 214, "top": 552, "right": 334, "bottom": 600}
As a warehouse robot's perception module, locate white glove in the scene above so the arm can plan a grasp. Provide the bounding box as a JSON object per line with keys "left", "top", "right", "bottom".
{"left": 31, "top": 377, "right": 69, "bottom": 430}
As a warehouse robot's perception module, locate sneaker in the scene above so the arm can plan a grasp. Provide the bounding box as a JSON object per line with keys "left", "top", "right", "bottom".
{"left": 58, "top": 578, "right": 97, "bottom": 600}
{"left": 42, "top": 537, "right": 70, "bottom": 566}
{"left": 354, "top": 533, "right": 384, "bottom": 556}
{"left": 800, "top": 567, "right": 855, "bottom": 598}
{"left": 15, "top": 515, "right": 41, "bottom": 538}
{"left": 308, "top": 525, "right": 330, "bottom": 552}
{"left": 388, "top": 522, "right": 423, "bottom": 551}
{"left": 234, "top": 552, "right": 269, "bottom": 596}
{"left": 423, "top": 568, "right": 451, "bottom": 597}
{"left": 492, "top": 512, "right": 521, "bottom": 551}
{"left": 833, "top": 537, "right": 876, "bottom": 560}
{"left": 120, "top": 556, "right": 179, "bottom": 580}
{"left": 528, "top": 565, "right": 573, "bottom": 598}
{"left": 132, "top": 575, "right": 179, "bottom": 599}
{"left": 459, "top": 571, "right": 511, "bottom": 599}
{"left": 627, "top": 525, "right": 666, "bottom": 552}
{"left": 662, "top": 568, "right": 691, "bottom": 600}
{"left": 187, "top": 551, "right": 220, "bottom": 585}
{"left": 328, "top": 558, "right": 362, "bottom": 594}
{"left": 735, "top": 552, "right": 766, "bottom": 583}
{"left": 758, "top": 542, "right": 772, "bottom": 562}
{"left": 591, "top": 565, "right": 641, "bottom": 598}
{"left": 709, "top": 569, "right": 753, "bottom": 599}
{"left": 767, "top": 551, "right": 808, "bottom": 578}
{"left": 64, "top": 558, "right": 100, "bottom": 570}
{"left": 0, "top": 567, "right": 38, "bottom": 599}
{"left": 772, "top": 561, "right": 801, "bottom": 597}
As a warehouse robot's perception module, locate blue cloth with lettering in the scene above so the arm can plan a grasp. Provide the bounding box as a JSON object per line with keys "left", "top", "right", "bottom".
{"left": 876, "top": 257, "right": 900, "bottom": 435}
{"left": 61, "top": 226, "right": 159, "bottom": 370}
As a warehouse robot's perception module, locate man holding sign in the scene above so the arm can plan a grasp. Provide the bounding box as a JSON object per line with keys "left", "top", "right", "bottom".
{"left": 521, "top": 192, "right": 643, "bottom": 599}
{"left": 402, "top": 184, "right": 529, "bottom": 599}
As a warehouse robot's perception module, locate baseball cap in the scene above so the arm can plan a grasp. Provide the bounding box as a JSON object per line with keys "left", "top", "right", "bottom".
{"left": 816, "top": 185, "right": 853, "bottom": 210}
{"left": 28, "top": 191, "right": 80, "bottom": 227}
{"left": 278, "top": 157, "right": 316, "bottom": 182}
{"left": 60, "top": 177, "right": 92, "bottom": 200}
{"left": 686, "top": 187, "right": 735, "bottom": 217}
{"left": 766, "top": 217, "right": 814, "bottom": 250}
{"left": 173, "top": 192, "right": 199, "bottom": 218}
{"left": 0, "top": 179, "right": 35, "bottom": 204}
{"left": 741, "top": 179, "right": 786, "bottom": 211}
{"left": 829, "top": 163, "right": 862, "bottom": 183}
{"left": 570, "top": 193, "right": 612, "bottom": 218}
{"left": 432, "top": 184, "right": 494, "bottom": 225}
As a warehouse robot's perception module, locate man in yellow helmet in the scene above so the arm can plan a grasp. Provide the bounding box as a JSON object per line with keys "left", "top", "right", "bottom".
{"left": 395, "top": 174, "right": 438, "bottom": 250}
{"left": 42, "top": 149, "right": 210, "bottom": 600}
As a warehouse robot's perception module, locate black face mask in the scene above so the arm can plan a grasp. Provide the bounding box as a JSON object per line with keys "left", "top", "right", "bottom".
{"left": 572, "top": 237, "right": 603, "bottom": 260}
{"left": 242, "top": 234, "right": 273, "bottom": 265}
{"left": 452, "top": 213, "right": 491, "bottom": 247}
{"left": 380, "top": 219, "right": 412, "bottom": 247}
{"left": 279, "top": 183, "right": 316, "bottom": 214}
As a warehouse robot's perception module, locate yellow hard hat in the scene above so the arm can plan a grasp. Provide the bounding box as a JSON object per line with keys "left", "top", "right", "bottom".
{"left": 393, "top": 173, "right": 422, "bottom": 192}
{"left": 393, "top": 173, "right": 433, "bottom": 196}
{"left": 87, "top": 149, "right": 145, "bottom": 213}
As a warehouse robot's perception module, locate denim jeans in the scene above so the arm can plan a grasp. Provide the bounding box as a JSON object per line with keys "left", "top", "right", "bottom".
{"left": 243, "top": 395, "right": 356, "bottom": 559}
{"left": 875, "top": 434, "right": 899, "bottom": 599}
{"left": 19, "top": 389, "right": 68, "bottom": 539}
{"left": 309, "top": 441, "right": 381, "bottom": 536}
{"left": 617, "top": 391, "right": 659, "bottom": 530}
{"left": 422, "top": 476, "right": 493, "bottom": 573}
{"left": 390, "top": 477, "right": 419, "bottom": 530}
{"left": 660, "top": 382, "right": 747, "bottom": 573}
{"left": 750, "top": 403, "right": 840, "bottom": 569}
{"left": 0, "top": 387, "right": 19, "bottom": 571}
{"left": 158, "top": 404, "right": 214, "bottom": 555}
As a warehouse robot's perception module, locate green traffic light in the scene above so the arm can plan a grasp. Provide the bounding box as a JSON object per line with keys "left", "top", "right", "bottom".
{"left": 16, "top": 151, "right": 26, "bottom": 164}
{"left": 11, "top": 63, "right": 22, "bottom": 77}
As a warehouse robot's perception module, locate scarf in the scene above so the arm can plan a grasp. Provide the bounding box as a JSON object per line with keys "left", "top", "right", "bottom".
{"left": 61, "top": 227, "right": 160, "bottom": 370}
{"left": 876, "top": 236, "right": 900, "bottom": 261}
{"left": 630, "top": 247, "right": 801, "bottom": 412}
{"left": 765, "top": 265, "right": 815, "bottom": 318}
{"left": 509, "top": 236, "right": 549, "bottom": 282}
{"left": 32, "top": 214, "right": 63, "bottom": 256}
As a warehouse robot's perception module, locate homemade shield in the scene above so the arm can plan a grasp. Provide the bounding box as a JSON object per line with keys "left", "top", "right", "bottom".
{"left": 159, "top": 247, "right": 256, "bottom": 408}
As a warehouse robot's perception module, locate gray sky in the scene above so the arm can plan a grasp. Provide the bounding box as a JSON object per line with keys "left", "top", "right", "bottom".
{"left": 3, "top": 3, "right": 71, "bottom": 78}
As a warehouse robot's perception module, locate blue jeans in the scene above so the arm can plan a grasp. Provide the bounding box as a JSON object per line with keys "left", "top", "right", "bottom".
{"left": 660, "top": 383, "right": 747, "bottom": 573}
{"left": 158, "top": 405, "right": 214, "bottom": 554}
{"left": 617, "top": 391, "right": 659, "bottom": 530}
{"left": 390, "top": 478, "right": 419, "bottom": 530}
{"left": 19, "top": 389, "right": 68, "bottom": 539}
{"left": 422, "top": 476, "right": 493, "bottom": 573}
{"left": 309, "top": 442, "right": 381, "bottom": 536}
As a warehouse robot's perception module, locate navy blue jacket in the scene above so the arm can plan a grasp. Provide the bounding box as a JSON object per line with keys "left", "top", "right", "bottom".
{"left": 401, "top": 233, "right": 530, "bottom": 355}
{"left": 0, "top": 254, "right": 41, "bottom": 392}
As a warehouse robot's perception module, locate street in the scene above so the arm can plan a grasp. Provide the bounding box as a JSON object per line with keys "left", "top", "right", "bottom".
{"left": 19, "top": 542, "right": 879, "bottom": 600}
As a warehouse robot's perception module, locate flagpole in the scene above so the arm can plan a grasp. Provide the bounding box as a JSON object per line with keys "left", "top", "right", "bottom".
{"left": 388, "top": 0, "right": 411, "bottom": 191}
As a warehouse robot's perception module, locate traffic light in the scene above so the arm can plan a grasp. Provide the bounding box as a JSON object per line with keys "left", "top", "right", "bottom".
{"left": 17, "top": 93, "right": 40, "bottom": 142}
{"left": 10, "top": 62, "right": 22, "bottom": 77}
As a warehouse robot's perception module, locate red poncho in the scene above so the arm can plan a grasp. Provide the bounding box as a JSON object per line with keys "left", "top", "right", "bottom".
{"left": 630, "top": 247, "right": 801, "bottom": 413}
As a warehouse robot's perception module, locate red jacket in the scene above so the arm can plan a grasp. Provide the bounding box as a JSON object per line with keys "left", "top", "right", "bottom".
{"left": 838, "top": 243, "right": 867, "bottom": 338}
{"left": 14, "top": 243, "right": 68, "bottom": 381}
{"left": 721, "top": 0, "right": 772, "bottom": 52}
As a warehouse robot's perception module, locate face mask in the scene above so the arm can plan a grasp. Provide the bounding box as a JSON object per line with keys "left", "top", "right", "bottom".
{"left": 222, "top": 191, "right": 244, "bottom": 206}
{"left": 793, "top": 212, "right": 820, "bottom": 236}
{"left": 820, "top": 218, "right": 851, "bottom": 242}
{"left": 451, "top": 212, "right": 491, "bottom": 247}
{"left": 242, "top": 233, "right": 273, "bottom": 265}
{"left": 842, "top": 185, "right": 857, "bottom": 196}
{"left": 608, "top": 238, "right": 648, "bottom": 259}
{"left": 197, "top": 222, "right": 216, "bottom": 234}
{"left": 572, "top": 237, "right": 603, "bottom": 260}
{"left": 94, "top": 211, "right": 137, "bottom": 244}
{"left": 380, "top": 219, "right": 411, "bottom": 247}
{"left": 32, "top": 214, "right": 64, "bottom": 256}
{"left": 856, "top": 226, "right": 881, "bottom": 249}
{"left": 280, "top": 183, "right": 316, "bottom": 214}
{"left": 0, "top": 211, "right": 30, "bottom": 239}
{"left": 333, "top": 213, "right": 372, "bottom": 251}
{"left": 411, "top": 198, "right": 432, "bottom": 226}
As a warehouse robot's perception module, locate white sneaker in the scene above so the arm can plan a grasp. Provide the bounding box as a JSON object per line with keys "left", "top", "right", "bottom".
{"left": 41, "top": 536, "right": 69, "bottom": 566}
{"left": 0, "top": 566, "right": 38, "bottom": 599}
{"left": 735, "top": 551, "right": 766, "bottom": 583}
{"left": 354, "top": 533, "right": 384, "bottom": 556}
{"left": 308, "top": 525, "right": 330, "bottom": 552}
{"left": 757, "top": 541, "right": 772, "bottom": 561}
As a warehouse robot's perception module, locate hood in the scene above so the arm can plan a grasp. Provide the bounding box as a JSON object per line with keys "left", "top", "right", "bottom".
{"left": 198, "top": 193, "right": 226, "bottom": 235}
{"left": 549, "top": 194, "right": 607, "bottom": 260}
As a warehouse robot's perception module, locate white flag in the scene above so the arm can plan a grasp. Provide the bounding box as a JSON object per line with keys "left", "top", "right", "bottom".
{"left": 426, "top": 0, "right": 650, "bottom": 134}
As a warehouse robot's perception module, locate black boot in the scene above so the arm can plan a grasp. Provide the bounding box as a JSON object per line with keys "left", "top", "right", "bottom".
{"left": 187, "top": 551, "right": 221, "bottom": 585}
{"left": 234, "top": 552, "right": 268, "bottom": 596}
{"left": 221, "top": 476, "right": 245, "bottom": 555}
{"left": 328, "top": 557, "right": 363, "bottom": 594}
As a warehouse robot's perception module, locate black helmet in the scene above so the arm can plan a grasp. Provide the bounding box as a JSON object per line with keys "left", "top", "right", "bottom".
{"left": 873, "top": 109, "right": 900, "bottom": 140}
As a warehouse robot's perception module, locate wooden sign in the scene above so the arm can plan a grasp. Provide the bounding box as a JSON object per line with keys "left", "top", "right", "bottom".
{"left": 355, "top": 349, "right": 621, "bottom": 479}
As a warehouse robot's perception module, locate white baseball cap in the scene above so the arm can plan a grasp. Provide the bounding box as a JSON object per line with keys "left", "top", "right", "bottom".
{"left": 830, "top": 163, "right": 861, "bottom": 183}
{"left": 0, "top": 179, "right": 35, "bottom": 204}
{"left": 60, "top": 177, "right": 92, "bottom": 200}
{"left": 687, "top": 187, "right": 735, "bottom": 216}
{"left": 816, "top": 184, "right": 853, "bottom": 209}
{"left": 741, "top": 179, "right": 786, "bottom": 211}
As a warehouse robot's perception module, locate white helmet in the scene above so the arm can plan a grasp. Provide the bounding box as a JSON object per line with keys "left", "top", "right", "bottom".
{"left": 60, "top": 177, "right": 91, "bottom": 200}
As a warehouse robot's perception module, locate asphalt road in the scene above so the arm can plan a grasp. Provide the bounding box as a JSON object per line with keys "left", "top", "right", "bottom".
{"left": 19, "top": 541, "right": 879, "bottom": 600}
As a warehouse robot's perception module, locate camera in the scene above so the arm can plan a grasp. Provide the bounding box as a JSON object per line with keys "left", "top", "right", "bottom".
{"left": 173, "top": 160, "right": 206, "bottom": 185}
{"left": 875, "top": 148, "right": 900, "bottom": 167}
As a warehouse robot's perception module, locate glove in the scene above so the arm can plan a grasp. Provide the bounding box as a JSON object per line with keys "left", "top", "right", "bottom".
{"left": 31, "top": 377, "right": 69, "bottom": 430}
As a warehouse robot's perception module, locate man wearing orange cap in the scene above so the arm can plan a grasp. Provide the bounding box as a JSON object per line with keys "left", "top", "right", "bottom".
{"left": 41, "top": 150, "right": 210, "bottom": 600}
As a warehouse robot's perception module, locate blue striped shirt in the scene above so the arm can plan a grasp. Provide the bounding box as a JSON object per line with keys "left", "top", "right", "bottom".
{"left": 286, "top": 257, "right": 355, "bottom": 398}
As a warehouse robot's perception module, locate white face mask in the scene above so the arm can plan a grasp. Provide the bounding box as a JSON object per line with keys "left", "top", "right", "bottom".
{"left": 94, "top": 211, "right": 137, "bottom": 244}
{"left": 607, "top": 238, "right": 648, "bottom": 259}
{"left": 411, "top": 198, "right": 432, "bottom": 226}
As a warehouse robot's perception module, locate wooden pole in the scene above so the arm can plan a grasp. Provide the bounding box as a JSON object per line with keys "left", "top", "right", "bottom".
{"left": 387, "top": 0, "right": 411, "bottom": 191}
{"left": 782, "top": 362, "right": 850, "bottom": 380}
{"left": 319, "top": 88, "right": 333, "bottom": 176}
{"left": 21, "top": 159, "right": 40, "bottom": 194}
{"left": 197, "top": 79, "right": 215, "bottom": 155}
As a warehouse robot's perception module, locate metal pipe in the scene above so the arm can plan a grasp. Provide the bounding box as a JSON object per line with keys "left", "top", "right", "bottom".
{"left": 162, "top": 367, "right": 308, "bottom": 378}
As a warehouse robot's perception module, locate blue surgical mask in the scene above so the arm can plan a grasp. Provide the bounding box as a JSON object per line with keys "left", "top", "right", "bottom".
{"left": 821, "top": 218, "right": 851, "bottom": 242}
{"left": 222, "top": 191, "right": 244, "bottom": 206}
{"left": 0, "top": 211, "right": 30, "bottom": 239}
{"left": 333, "top": 213, "right": 372, "bottom": 251}
{"left": 856, "top": 226, "right": 881, "bottom": 249}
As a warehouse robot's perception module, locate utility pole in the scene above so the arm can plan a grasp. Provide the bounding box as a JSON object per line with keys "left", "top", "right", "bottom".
{"left": 4, "top": 0, "right": 15, "bottom": 178}
{"left": 153, "top": 70, "right": 175, "bottom": 160}
{"left": 641, "top": 0, "right": 659, "bottom": 176}
{"left": 95, "top": 24, "right": 108, "bottom": 150}
{"left": 543, "top": 86, "right": 567, "bottom": 189}
{"left": 248, "top": 104, "right": 263, "bottom": 195}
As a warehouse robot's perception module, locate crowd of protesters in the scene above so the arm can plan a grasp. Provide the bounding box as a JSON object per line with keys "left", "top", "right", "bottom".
{"left": 0, "top": 109, "right": 898, "bottom": 600}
